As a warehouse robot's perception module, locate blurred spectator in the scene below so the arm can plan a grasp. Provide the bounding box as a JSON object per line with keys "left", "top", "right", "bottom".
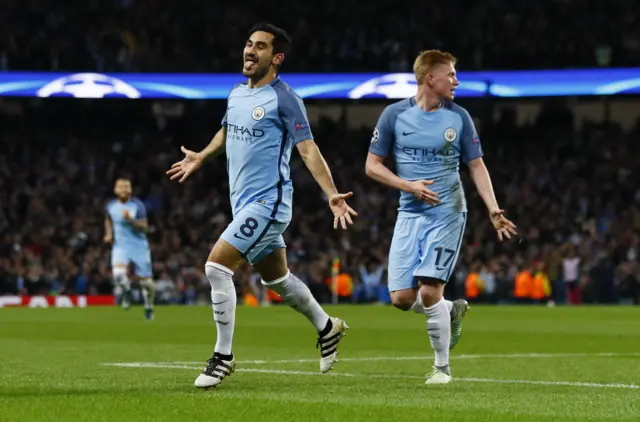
{"left": 1, "top": 0, "right": 640, "bottom": 73}
{"left": 563, "top": 245, "right": 582, "bottom": 305}
{"left": 353, "top": 258, "right": 386, "bottom": 304}
{"left": 0, "top": 96, "right": 639, "bottom": 306}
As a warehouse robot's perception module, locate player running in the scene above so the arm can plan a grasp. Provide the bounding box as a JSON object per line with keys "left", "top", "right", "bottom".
{"left": 166, "top": 23, "right": 357, "bottom": 389}
{"left": 104, "top": 177, "right": 156, "bottom": 320}
{"left": 365, "top": 50, "right": 517, "bottom": 384}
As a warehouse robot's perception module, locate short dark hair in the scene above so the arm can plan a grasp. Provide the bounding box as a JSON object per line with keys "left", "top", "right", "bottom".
{"left": 248, "top": 22, "right": 292, "bottom": 61}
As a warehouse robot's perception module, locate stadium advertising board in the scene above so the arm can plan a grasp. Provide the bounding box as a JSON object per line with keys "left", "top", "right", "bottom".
{"left": 0, "top": 295, "right": 116, "bottom": 308}
{"left": 0, "top": 69, "right": 639, "bottom": 99}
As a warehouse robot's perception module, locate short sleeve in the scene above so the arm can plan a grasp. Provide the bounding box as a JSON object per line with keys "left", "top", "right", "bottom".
{"left": 368, "top": 106, "right": 397, "bottom": 158}
{"left": 457, "top": 106, "right": 483, "bottom": 163}
{"left": 221, "top": 83, "right": 241, "bottom": 127}
{"left": 276, "top": 89, "right": 313, "bottom": 144}
{"left": 133, "top": 199, "right": 147, "bottom": 219}
{"left": 221, "top": 109, "right": 228, "bottom": 127}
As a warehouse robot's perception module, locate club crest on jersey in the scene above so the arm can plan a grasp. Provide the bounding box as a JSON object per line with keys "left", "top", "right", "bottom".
{"left": 252, "top": 106, "right": 265, "bottom": 121}
{"left": 371, "top": 127, "right": 379, "bottom": 144}
{"left": 444, "top": 128, "right": 457, "bottom": 142}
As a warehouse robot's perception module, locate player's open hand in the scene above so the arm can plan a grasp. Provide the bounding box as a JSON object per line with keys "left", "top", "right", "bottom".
{"left": 166, "top": 146, "right": 204, "bottom": 183}
{"left": 490, "top": 209, "right": 517, "bottom": 241}
{"left": 328, "top": 192, "right": 358, "bottom": 230}
{"left": 409, "top": 180, "right": 440, "bottom": 206}
{"left": 122, "top": 210, "right": 132, "bottom": 221}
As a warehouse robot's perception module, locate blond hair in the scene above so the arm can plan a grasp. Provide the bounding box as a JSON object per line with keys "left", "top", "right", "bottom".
{"left": 413, "top": 50, "right": 457, "bottom": 84}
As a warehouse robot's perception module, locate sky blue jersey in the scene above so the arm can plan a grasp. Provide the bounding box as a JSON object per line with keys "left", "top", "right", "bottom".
{"left": 106, "top": 197, "right": 150, "bottom": 251}
{"left": 222, "top": 77, "right": 313, "bottom": 223}
{"left": 369, "top": 98, "right": 483, "bottom": 217}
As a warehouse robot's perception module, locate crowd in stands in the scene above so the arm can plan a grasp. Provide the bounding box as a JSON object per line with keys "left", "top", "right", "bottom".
{"left": 1, "top": 0, "right": 640, "bottom": 73}
{"left": 0, "top": 98, "right": 639, "bottom": 306}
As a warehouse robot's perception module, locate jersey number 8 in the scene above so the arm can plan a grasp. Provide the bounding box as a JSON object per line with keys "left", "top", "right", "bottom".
{"left": 239, "top": 217, "right": 259, "bottom": 238}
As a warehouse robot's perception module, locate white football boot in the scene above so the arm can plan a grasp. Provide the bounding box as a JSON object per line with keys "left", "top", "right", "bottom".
{"left": 317, "top": 317, "right": 349, "bottom": 373}
{"left": 194, "top": 353, "right": 236, "bottom": 388}
{"left": 425, "top": 367, "right": 452, "bottom": 385}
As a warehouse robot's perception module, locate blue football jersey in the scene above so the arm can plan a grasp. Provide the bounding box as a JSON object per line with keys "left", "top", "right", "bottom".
{"left": 369, "top": 98, "right": 483, "bottom": 216}
{"left": 222, "top": 77, "right": 313, "bottom": 223}
{"left": 106, "top": 197, "right": 150, "bottom": 251}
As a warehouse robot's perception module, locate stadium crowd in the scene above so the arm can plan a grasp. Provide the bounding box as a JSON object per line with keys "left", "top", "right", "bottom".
{"left": 0, "top": 99, "right": 638, "bottom": 306}
{"left": 1, "top": 0, "right": 639, "bottom": 73}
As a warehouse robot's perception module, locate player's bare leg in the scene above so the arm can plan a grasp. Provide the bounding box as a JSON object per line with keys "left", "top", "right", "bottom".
{"left": 391, "top": 287, "right": 454, "bottom": 316}
{"left": 194, "top": 239, "right": 244, "bottom": 389}
{"left": 255, "top": 248, "right": 349, "bottom": 373}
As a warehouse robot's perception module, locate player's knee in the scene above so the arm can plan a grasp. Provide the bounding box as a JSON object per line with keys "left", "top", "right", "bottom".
{"left": 205, "top": 262, "right": 234, "bottom": 291}
{"left": 390, "top": 291, "right": 415, "bottom": 311}
{"left": 419, "top": 278, "right": 445, "bottom": 306}
{"left": 208, "top": 239, "right": 244, "bottom": 271}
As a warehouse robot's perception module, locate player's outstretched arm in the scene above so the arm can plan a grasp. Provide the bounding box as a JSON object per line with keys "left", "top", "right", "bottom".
{"left": 365, "top": 153, "right": 440, "bottom": 205}
{"left": 467, "top": 157, "right": 517, "bottom": 241}
{"left": 166, "top": 127, "right": 226, "bottom": 183}
{"left": 296, "top": 139, "right": 358, "bottom": 230}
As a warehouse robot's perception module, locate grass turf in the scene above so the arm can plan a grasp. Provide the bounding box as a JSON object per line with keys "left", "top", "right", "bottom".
{"left": 0, "top": 305, "right": 639, "bottom": 421}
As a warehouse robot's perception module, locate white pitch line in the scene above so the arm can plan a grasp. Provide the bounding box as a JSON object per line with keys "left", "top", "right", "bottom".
{"left": 100, "top": 362, "right": 639, "bottom": 390}
{"left": 142, "top": 352, "right": 640, "bottom": 366}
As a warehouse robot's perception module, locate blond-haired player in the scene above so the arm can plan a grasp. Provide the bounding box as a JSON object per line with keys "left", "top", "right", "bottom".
{"left": 365, "top": 50, "right": 517, "bottom": 384}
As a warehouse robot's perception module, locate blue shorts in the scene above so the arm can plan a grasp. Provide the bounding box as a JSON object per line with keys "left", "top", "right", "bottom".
{"left": 111, "top": 248, "right": 153, "bottom": 278}
{"left": 388, "top": 213, "right": 467, "bottom": 292}
{"left": 221, "top": 203, "right": 288, "bottom": 265}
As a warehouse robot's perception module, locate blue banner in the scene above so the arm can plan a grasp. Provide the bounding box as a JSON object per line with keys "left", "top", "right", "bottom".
{"left": 0, "top": 69, "right": 638, "bottom": 99}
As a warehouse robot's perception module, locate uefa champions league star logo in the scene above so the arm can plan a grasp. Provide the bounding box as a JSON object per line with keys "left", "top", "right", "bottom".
{"left": 36, "top": 73, "right": 141, "bottom": 99}
{"left": 348, "top": 73, "right": 418, "bottom": 99}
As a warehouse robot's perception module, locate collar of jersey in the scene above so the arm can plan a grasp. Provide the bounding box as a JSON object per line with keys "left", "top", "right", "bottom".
{"left": 244, "top": 76, "right": 280, "bottom": 90}
{"left": 410, "top": 96, "right": 445, "bottom": 113}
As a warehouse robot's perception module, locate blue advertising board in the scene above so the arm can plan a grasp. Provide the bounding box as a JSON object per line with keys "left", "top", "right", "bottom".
{"left": 0, "top": 69, "right": 638, "bottom": 99}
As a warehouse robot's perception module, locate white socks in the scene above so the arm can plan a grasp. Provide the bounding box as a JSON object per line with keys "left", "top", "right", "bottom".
{"left": 425, "top": 297, "right": 451, "bottom": 370}
{"left": 205, "top": 262, "right": 237, "bottom": 356}
{"left": 140, "top": 278, "right": 156, "bottom": 310}
{"left": 410, "top": 292, "right": 453, "bottom": 316}
{"left": 262, "top": 271, "right": 329, "bottom": 332}
{"left": 113, "top": 267, "right": 131, "bottom": 306}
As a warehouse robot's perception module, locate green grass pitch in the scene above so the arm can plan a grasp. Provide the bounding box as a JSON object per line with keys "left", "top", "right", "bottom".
{"left": 1, "top": 305, "right": 639, "bottom": 421}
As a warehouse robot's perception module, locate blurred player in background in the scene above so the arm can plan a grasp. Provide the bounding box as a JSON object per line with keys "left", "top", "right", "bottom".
{"left": 167, "top": 23, "right": 357, "bottom": 389}
{"left": 104, "top": 177, "right": 156, "bottom": 320}
{"left": 365, "top": 50, "right": 517, "bottom": 384}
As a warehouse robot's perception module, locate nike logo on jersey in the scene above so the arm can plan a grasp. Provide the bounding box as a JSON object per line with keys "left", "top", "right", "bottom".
{"left": 233, "top": 233, "right": 246, "bottom": 241}
{"left": 402, "top": 131, "right": 416, "bottom": 136}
